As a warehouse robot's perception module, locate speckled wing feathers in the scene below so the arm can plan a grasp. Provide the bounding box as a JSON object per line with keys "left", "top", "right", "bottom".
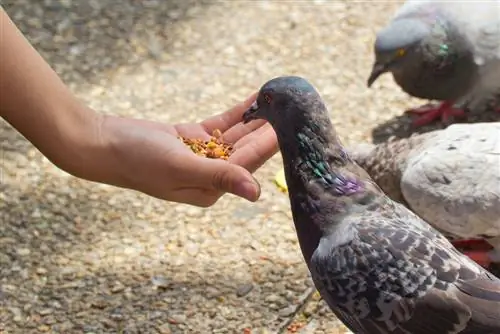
{"left": 310, "top": 201, "right": 500, "bottom": 333}
{"left": 248, "top": 75, "right": 500, "bottom": 334}
{"left": 400, "top": 124, "right": 500, "bottom": 240}
{"left": 350, "top": 123, "right": 500, "bottom": 242}
{"left": 348, "top": 132, "right": 436, "bottom": 205}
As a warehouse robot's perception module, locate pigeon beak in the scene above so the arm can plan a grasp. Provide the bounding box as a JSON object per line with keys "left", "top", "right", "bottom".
{"left": 242, "top": 100, "right": 259, "bottom": 124}
{"left": 367, "top": 62, "right": 388, "bottom": 87}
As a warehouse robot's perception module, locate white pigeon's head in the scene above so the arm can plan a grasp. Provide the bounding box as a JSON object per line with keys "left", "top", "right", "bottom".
{"left": 367, "top": 18, "right": 432, "bottom": 87}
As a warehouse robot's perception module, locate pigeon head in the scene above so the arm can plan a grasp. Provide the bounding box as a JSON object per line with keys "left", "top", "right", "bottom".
{"left": 243, "top": 76, "right": 323, "bottom": 127}
{"left": 367, "top": 18, "right": 432, "bottom": 87}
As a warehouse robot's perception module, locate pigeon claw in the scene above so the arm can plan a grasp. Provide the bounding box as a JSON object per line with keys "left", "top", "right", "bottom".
{"left": 404, "top": 101, "right": 467, "bottom": 127}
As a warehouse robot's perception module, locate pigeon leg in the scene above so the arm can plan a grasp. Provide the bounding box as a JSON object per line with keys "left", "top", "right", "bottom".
{"left": 460, "top": 250, "right": 492, "bottom": 268}
{"left": 452, "top": 239, "right": 497, "bottom": 267}
{"left": 452, "top": 238, "right": 493, "bottom": 251}
{"left": 405, "top": 101, "right": 466, "bottom": 127}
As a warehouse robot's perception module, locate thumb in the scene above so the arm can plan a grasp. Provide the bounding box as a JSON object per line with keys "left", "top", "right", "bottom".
{"left": 201, "top": 159, "right": 261, "bottom": 202}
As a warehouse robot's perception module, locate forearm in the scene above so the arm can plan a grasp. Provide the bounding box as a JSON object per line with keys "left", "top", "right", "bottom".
{"left": 0, "top": 8, "right": 119, "bottom": 184}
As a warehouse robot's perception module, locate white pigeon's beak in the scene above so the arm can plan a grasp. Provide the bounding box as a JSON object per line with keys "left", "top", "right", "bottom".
{"left": 242, "top": 100, "right": 259, "bottom": 124}
{"left": 367, "top": 62, "right": 389, "bottom": 87}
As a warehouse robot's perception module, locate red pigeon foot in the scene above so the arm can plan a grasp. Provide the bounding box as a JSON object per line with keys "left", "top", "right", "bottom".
{"left": 452, "top": 239, "right": 496, "bottom": 268}
{"left": 452, "top": 238, "right": 493, "bottom": 251}
{"left": 405, "top": 101, "right": 466, "bottom": 127}
{"left": 459, "top": 250, "right": 492, "bottom": 268}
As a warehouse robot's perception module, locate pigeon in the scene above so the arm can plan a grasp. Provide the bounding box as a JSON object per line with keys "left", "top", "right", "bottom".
{"left": 348, "top": 123, "right": 500, "bottom": 268}
{"left": 367, "top": 0, "right": 500, "bottom": 127}
{"left": 243, "top": 75, "right": 500, "bottom": 334}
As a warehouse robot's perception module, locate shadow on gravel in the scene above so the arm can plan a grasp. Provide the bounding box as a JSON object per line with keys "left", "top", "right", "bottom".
{"left": 371, "top": 105, "right": 500, "bottom": 144}
{"left": 2, "top": 0, "right": 214, "bottom": 86}
{"left": 0, "top": 178, "right": 308, "bottom": 333}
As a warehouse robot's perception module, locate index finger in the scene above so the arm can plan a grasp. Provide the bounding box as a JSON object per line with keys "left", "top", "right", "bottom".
{"left": 200, "top": 91, "right": 258, "bottom": 134}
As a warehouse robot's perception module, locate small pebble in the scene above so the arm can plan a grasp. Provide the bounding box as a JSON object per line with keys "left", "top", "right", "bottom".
{"left": 151, "top": 276, "right": 169, "bottom": 289}
{"left": 38, "top": 308, "right": 53, "bottom": 315}
{"left": 37, "top": 325, "right": 51, "bottom": 332}
{"left": 10, "top": 307, "right": 23, "bottom": 323}
{"left": 111, "top": 282, "right": 125, "bottom": 293}
{"left": 16, "top": 248, "right": 30, "bottom": 256}
{"left": 167, "top": 313, "right": 186, "bottom": 325}
{"left": 157, "top": 323, "right": 172, "bottom": 334}
{"left": 236, "top": 283, "right": 254, "bottom": 297}
{"left": 278, "top": 305, "right": 296, "bottom": 317}
{"left": 264, "top": 294, "right": 280, "bottom": 304}
{"left": 36, "top": 267, "right": 48, "bottom": 275}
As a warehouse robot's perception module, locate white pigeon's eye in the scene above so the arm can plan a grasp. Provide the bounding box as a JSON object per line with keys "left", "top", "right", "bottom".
{"left": 396, "top": 48, "right": 406, "bottom": 57}
{"left": 263, "top": 93, "right": 272, "bottom": 104}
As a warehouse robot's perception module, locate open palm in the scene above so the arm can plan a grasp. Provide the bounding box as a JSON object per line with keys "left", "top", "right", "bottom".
{"left": 173, "top": 92, "right": 277, "bottom": 173}
{"left": 105, "top": 92, "right": 278, "bottom": 206}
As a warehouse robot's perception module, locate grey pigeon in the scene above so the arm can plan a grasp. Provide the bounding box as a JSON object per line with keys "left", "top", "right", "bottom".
{"left": 243, "top": 76, "right": 500, "bottom": 334}
{"left": 348, "top": 123, "right": 500, "bottom": 268}
{"left": 367, "top": 0, "right": 500, "bottom": 128}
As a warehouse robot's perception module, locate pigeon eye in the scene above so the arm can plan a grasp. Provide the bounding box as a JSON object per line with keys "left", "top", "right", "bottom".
{"left": 263, "top": 93, "right": 272, "bottom": 104}
{"left": 396, "top": 48, "right": 406, "bottom": 57}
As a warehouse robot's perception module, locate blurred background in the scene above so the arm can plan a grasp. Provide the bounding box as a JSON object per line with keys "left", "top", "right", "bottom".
{"left": 2, "top": 1, "right": 493, "bottom": 333}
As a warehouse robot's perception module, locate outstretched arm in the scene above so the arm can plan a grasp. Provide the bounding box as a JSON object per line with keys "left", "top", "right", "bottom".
{"left": 0, "top": 7, "right": 105, "bottom": 181}
{"left": 0, "top": 8, "right": 278, "bottom": 206}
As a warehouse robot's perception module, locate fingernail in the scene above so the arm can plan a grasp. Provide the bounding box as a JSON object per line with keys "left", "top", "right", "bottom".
{"left": 235, "top": 180, "right": 260, "bottom": 202}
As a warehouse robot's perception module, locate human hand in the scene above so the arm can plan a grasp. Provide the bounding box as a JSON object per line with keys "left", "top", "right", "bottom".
{"left": 101, "top": 93, "right": 278, "bottom": 207}
{"left": 0, "top": 8, "right": 277, "bottom": 207}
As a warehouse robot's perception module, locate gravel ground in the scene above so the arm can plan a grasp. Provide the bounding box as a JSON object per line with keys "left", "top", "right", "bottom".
{"left": 1, "top": 1, "right": 499, "bottom": 333}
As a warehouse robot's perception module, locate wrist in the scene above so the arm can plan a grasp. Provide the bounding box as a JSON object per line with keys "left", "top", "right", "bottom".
{"left": 78, "top": 114, "right": 139, "bottom": 190}
{"left": 44, "top": 102, "right": 123, "bottom": 188}
{"left": 46, "top": 103, "right": 103, "bottom": 178}
{"left": 59, "top": 111, "right": 130, "bottom": 189}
